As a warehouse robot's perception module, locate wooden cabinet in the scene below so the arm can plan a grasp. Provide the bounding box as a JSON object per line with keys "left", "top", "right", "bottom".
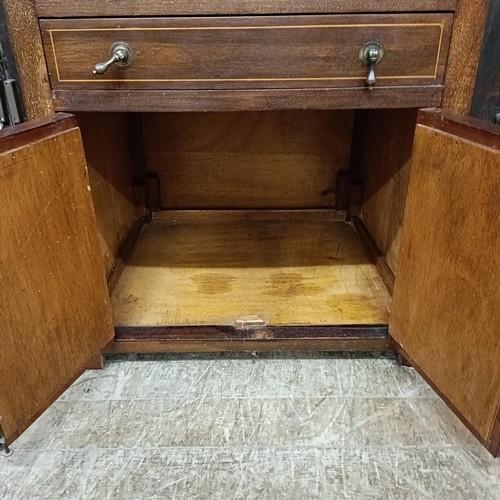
{"left": 0, "top": 0, "right": 498, "bottom": 457}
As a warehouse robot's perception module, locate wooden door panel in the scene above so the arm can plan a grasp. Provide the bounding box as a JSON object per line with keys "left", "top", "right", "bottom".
{"left": 0, "top": 114, "right": 114, "bottom": 444}
{"left": 390, "top": 109, "right": 500, "bottom": 456}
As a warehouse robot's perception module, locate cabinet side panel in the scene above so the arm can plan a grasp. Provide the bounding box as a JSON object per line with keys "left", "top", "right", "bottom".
{"left": 390, "top": 124, "right": 500, "bottom": 445}
{"left": 2, "top": 0, "right": 53, "bottom": 119}
{"left": 0, "top": 126, "right": 114, "bottom": 442}
{"left": 356, "top": 109, "right": 417, "bottom": 273}
{"left": 442, "top": 0, "right": 489, "bottom": 114}
{"left": 77, "top": 113, "right": 137, "bottom": 272}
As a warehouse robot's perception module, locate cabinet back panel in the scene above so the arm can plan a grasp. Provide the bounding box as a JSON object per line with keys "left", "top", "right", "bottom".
{"left": 142, "top": 111, "right": 354, "bottom": 209}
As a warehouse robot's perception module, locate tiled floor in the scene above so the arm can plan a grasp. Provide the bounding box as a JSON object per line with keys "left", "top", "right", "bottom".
{"left": 1, "top": 352, "right": 498, "bottom": 499}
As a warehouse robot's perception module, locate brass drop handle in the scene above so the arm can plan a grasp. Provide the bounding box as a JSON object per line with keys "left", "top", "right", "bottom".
{"left": 92, "top": 43, "right": 133, "bottom": 75}
{"left": 359, "top": 42, "right": 384, "bottom": 88}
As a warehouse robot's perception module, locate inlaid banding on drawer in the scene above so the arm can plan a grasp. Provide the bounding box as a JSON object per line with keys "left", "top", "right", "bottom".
{"left": 40, "top": 15, "right": 453, "bottom": 91}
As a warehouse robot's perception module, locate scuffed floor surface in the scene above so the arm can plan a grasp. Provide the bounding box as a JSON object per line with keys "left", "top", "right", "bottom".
{"left": 1, "top": 352, "right": 498, "bottom": 499}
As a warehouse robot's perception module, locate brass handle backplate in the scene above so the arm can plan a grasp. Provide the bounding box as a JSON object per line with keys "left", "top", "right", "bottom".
{"left": 93, "top": 43, "right": 133, "bottom": 75}
{"left": 359, "top": 41, "right": 384, "bottom": 88}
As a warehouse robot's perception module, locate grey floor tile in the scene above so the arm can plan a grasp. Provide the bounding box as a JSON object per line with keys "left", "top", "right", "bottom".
{"left": 0, "top": 450, "right": 41, "bottom": 500}
{"left": 15, "top": 396, "right": 476, "bottom": 451}
{"left": 1, "top": 447, "right": 497, "bottom": 500}
{"left": 0, "top": 450, "right": 101, "bottom": 500}
{"left": 59, "top": 353, "right": 434, "bottom": 402}
{"left": 1, "top": 354, "right": 498, "bottom": 500}
{"left": 13, "top": 401, "right": 111, "bottom": 450}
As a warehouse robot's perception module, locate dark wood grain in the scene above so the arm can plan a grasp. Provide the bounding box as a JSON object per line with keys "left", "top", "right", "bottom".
{"left": 115, "top": 325, "right": 388, "bottom": 341}
{"left": 112, "top": 325, "right": 391, "bottom": 353}
{"left": 52, "top": 86, "right": 444, "bottom": 113}
{"left": 0, "top": 113, "right": 75, "bottom": 153}
{"left": 34, "top": 0, "right": 458, "bottom": 17}
{"left": 40, "top": 15, "right": 452, "bottom": 92}
{"left": 418, "top": 108, "right": 500, "bottom": 148}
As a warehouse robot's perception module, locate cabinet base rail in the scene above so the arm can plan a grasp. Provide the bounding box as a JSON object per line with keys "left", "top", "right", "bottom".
{"left": 109, "top": 324, "right": 391, "bottom": 353}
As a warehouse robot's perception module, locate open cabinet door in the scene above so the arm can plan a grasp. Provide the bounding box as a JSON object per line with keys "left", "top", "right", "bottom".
{"left": 0, "top": 114, "right": 114, "bottom": 448}
{"left": 390, "top": 109, "right": 500, "bottom": 456}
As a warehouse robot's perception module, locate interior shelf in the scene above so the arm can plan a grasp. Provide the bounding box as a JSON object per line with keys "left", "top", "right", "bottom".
{"left": 110, "top": 211, "right": 391, "bottom": 329}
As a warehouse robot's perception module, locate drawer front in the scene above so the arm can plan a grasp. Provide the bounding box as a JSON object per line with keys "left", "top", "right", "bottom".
{"left": 41, "top": 14, "right": 453, "bottom": 91}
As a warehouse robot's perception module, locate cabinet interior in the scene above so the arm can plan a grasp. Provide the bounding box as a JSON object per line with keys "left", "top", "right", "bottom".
{"left": 77, "top": 109, "right": 416, "bottom": 333}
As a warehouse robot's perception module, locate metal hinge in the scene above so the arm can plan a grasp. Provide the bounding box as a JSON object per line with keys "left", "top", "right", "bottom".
{"left": 0, "top": 418, "right": 13, "bottom": 457}
{"left": 0, "top": 79, "right": 22, "bottom": 129}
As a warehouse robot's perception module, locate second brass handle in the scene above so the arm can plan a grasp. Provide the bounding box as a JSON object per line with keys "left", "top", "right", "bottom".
{"left": 93, "top": 43, "right": 133, "bottom": 75}
{"left": 359, "top": 41, "right": 384, "bottom": 88}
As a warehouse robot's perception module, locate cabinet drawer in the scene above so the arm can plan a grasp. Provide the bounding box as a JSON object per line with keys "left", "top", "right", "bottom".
{"left": 41, "top": 14, "right": 452, "bottom": 92}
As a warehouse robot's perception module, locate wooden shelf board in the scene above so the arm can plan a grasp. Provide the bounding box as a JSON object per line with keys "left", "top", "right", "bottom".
{"left": 111, "top": 215, "right": 391, "bottom": 328}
